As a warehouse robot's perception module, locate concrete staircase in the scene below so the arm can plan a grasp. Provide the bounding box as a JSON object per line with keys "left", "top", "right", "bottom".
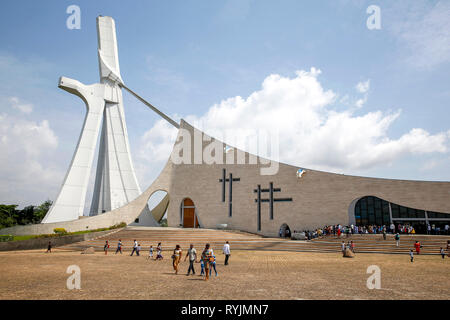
{"left": 59, "top": 227, "right": 450, "bottom": 255}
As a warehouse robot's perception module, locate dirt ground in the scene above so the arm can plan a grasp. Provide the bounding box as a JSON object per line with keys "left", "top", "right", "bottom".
{"left": 0, "top": 248, "right": 448, "bottom": 300}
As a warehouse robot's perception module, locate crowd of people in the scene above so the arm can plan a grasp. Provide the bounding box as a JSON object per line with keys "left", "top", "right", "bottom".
{"left": 101, "top": 239, "right": 231, "bottom": 281}
{"left": 300, "top": 222, "right": 450, "bottom": 240}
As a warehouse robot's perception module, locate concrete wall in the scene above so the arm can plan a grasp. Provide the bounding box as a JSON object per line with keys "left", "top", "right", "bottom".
{"left": 0, "top": 229, "right": 120, "bottom": 251}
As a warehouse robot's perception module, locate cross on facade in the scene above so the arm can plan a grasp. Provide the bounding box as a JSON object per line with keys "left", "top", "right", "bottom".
{"left": 218, "top": 168, "right": 241, "bottom": 217}
{"left": 254, "top": 182, "right": 292, "bottom": 231}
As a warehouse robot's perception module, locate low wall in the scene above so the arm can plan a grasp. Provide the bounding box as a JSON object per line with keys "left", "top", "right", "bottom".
{"left": 0, "top": 228, "right": 122, "bottom": 252}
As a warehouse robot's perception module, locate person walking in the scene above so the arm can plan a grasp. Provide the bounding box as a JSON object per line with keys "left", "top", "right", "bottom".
{"left": 130, "top": 239, "right": 138, "bottom": 256}
{"left": 115, "top": 239, "right": 123, "bottom": 254}
{"left": 209, "top": 255, "right": 218, "bottom": 277}
{"left": 414, "top": 241, "right": 421, "bottom": 255}
{"left": 440, "top": 247, "right": 445, "bottom": 259}
{"left": 350, "top": 241, "right": 355, "bottom": 253}
{"left": 46, "top": 241, "right": 52, "bottom": 253}
{"left": 156, "top": 242, "right": 163, "bottom": 260}
{"left": 201, "top": 243, "right": 214, "bottom": 281}
{"left": 184, "top": 244, "right": 197, "bottom": 275}
{"left": 147, "top": 245, "right": 154, "bottom": 260}
{"left": 223, "top": 241, "right": 231, "bottom": 265}
{"left": 172, "top": 245, "right": 182, "bottom": 275}
{"left": 341, "top": 241, "right": 345, "bottom": 253}
{"left": 104, "top": 240, "right": 109, "bottom": 255}
{"left": 382, "top": 229, "right": 387, "bottom": 240}
{"left": 395, "top": 233, "right": 400, "bottom": 247}
{"left": 410, "top": 250, "right": 414, "bottom": 263}
{"left": 136, "top": 243, "right": 141, "bottom": 256}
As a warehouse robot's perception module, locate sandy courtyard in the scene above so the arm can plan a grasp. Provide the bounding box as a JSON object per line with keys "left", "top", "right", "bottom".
{"left": 0, "top": 248, "right": 448, "bottom": 300}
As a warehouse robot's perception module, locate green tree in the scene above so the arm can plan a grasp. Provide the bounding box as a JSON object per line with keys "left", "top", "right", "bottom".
{"left": 0, "top": 200, "right": 53, "bottom": 229}
{"left": 33, "top": 200, "right": 52, "bottom": 223}
{"left": 159, "top": 218, "right": 168, "bottom": 227}
{"left": 0, "top": 204, "right": 19, "bottom": 228}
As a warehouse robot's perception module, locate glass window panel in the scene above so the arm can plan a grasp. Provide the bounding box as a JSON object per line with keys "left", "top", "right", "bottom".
{"left": 374, "top": 198, "right": 381, "bottom": 209}
{"left": 400, "top": 206, "right": 407, "bottom": 218}
{"left": 391, "top": 204, "right": 399, "bottom": 218}
{"left": 416, "top": 210, "right": 425, "bottom": 218}
{"left": 382, "top": 201, "right": 389, "bottom": 215}
{"left": 361, "top": 199, "right": 367, "bottom": 210}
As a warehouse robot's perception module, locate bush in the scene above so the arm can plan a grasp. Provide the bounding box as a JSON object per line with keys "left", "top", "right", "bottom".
{"left": 53, "top": 228, "right": 67, "bottom": 235}
{"left": 0, "top": 235, "right": 14, "bottom": 242}
{"left": 109, "top": 222, "right": 127, "bottom": 230}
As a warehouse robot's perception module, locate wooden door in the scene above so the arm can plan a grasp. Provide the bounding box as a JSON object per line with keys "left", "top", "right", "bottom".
{"left": 182, "top": 198, "right": 198, "bottom": 228}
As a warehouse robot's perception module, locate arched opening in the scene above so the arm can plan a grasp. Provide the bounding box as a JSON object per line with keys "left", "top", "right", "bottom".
{"left": 180, "top": 198, "right": 199, "bottom": 228}
{"left": 352, "top": 195, "right": 450, "bottom": 234}
{"left": 279, "top": 223, "right": 291, "bottom": 238}
{"left": 130, "top": 190, "right": 169, "bottom": 227}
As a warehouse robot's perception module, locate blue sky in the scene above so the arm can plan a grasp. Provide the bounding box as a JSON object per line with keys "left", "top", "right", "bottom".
{"left": 0, "top": 0, "right": 449, "bottom": 208}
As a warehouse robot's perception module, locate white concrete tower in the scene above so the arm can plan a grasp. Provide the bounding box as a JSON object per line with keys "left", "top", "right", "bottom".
{"left": 42, "top": 16, "right": 156, "bottom": 224}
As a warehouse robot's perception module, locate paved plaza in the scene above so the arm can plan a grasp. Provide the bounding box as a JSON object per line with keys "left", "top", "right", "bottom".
{"left": 0, "top": 248, "right": 448, "bottom": 300}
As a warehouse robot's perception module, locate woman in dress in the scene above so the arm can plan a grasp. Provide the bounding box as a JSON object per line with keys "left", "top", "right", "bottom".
{"left": 172, "top": 245, "right": 182, "bottom": 274}
{"left": 201, "top": 243, "right": 214, "bottom": 281}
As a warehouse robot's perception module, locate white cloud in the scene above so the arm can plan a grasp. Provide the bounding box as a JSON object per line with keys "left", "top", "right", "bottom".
{"left": 355, "top": 97, "right": 366, "bottom": 108}
{"left": 138, "top": 68, "right": 449, "bottom": 175}
{"left": 390, "top": 1, "right": 450, "bottom": 69}
{"left": 9, "top": 96, "right": 33, "bottom": 114}
{"left": 355, "top": 80, "right": 370, "bottom": 93}
{"left": 0, "top": 112, "right": 62, "bottom": 206}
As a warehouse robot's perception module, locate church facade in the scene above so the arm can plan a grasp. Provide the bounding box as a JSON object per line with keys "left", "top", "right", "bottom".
{"left": 4, "top": 120, "right": 450, "bottom": 236}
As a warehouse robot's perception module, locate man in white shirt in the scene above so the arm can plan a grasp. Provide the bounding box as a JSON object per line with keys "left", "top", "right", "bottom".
{"left": 130, "top": 239, "right": 138, "bottom": 256}
{"left": 223, "top": 241, "right": 231, "bottom": 265}
{"left": 445, "top": 224, "right": 449, "bottom": 235}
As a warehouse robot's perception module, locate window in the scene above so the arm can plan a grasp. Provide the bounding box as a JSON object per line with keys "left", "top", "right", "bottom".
{"left": 355, "top": 196, "right": 450, "bottom": 226}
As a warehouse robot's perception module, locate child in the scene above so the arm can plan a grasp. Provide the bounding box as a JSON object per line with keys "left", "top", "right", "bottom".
{"left": 147, "top": 245, "right": 154, "bottom": 260}
{"left": 410, "top": 250, "right": 414, "bottom": 263}
{"left": 115, "top": 239, "right": 123, "bottom": 254}
{"left": 200, "top": 259, "right": 205, "bottom": 275}
{"left": 137, "top": 244, "right": 141, "bottom": 256}
{"left": 104, "top": 241, "right": 109, "bottom": 255}
{"left": 440, "top": 247, "right": 445, "bottom": 259}
{"left": 209, "top": 255, "right": 218, "bottom": 277}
